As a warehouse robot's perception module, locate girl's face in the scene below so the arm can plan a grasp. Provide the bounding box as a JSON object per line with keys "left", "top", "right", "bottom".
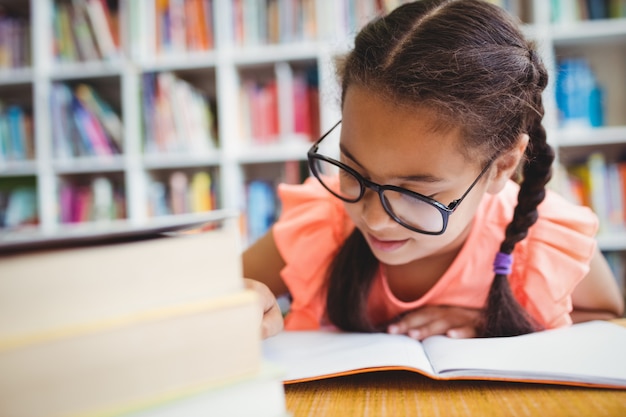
{"left": 340, "top": 86, "right": 492, "bottom": 266}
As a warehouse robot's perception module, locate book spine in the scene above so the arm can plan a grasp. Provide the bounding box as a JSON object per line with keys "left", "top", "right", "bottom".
{"left": 71, "top": 0, "right": 102, "bottom": 61}
{"left": 85, "top": 0, "right": 119, "bottom": 60}
{"left": 190, "top": 171, "right": 213, "bottom": 212}
{"left": 169, "top": 171, "right": 189, "bottom": 215}
{"left": 75, "top": 84, "right": 124, "bottom": 152}
{"left": 0, "top": 12, "right": 30, "bottom": 68}
{"left": 245, "top": 180, "right": 277, "bottom": 243}
{"left": 71, "top": 98, "right": 115, "bottom": 157}
{"left": 59, "top": 177, "right": 126, "bottom": 224}
{"left": 6, "top": 106, "right": 26, "bottom": 160}
{"left": 556, "top": 58, "right": 605, "bottom": 129}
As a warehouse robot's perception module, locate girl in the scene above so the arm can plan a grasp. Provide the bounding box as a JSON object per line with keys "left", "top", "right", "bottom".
{"left": 244, "top": 0, "right": 624, "bottom": 340}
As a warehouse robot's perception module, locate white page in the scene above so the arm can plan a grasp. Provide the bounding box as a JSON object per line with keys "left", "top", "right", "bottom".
{"left": 262, "top": 330, "right": 434, "bottom": 382}
{"left": 422, "top": 321, "right": 626, "bottom": 386}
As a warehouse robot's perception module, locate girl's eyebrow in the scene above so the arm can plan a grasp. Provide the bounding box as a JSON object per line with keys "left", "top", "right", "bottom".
{"left": 339, "top": 143, "right": 447, "bottom": 183}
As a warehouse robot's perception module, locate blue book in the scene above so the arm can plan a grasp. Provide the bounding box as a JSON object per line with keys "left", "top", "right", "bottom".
{"left": 142, "top": 73, "right": 157, "bottom": 152}
{"left": 246, "top": 180, "right": 276, "bottom": 243}
{"left": 6, "top": 106, "right": 26, "bottom": 160}
{"left": 556, "top": 58, "right": 603, "bottom": 128}
{"left": 0, "top": 113, "right": 8, "bottom": 161}
{"left": 70, "top": 97, "right": 104, "bottom": 156}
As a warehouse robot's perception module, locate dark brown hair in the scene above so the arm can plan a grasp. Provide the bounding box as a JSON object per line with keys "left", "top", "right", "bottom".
{"left": 326, "top": 0, "right": 553, "bottom": 337}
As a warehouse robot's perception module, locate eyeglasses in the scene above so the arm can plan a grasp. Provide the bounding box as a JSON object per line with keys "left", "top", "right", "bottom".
{"left": 307, "top": 121, "right": 492, "bottom": 235}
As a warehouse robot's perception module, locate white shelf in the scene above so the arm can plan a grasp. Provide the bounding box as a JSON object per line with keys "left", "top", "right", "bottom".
{"left": 0, "top": 160, "right": 38, "bottom": 177}
{"left": 555, "top": 126, "right": 626, "bottom": 147}
{"left": 140, "top": 52, "right": 219, "bottom": 72}
{"left": 52, "top": 156, "right": 127, "bottom": 174}
{"left": 142, "top": 152, "right": 222, "bottom": 169}
{"left": 49, "top": 61, "right": 125, "bottom": 80}
{"left": 0, "top": 67, "right": 34, "bottom": 85}
{"left": 597, "top": 233, "right": 626, "bottom": 252}
{"left": 551, "top": 18, "right": 626, "bottom": 44}
{"left": 230, "top": 42, "right": 322, "bottom": 65}
{"left": 236, "top": 139, "right": 312, "bottom": 164}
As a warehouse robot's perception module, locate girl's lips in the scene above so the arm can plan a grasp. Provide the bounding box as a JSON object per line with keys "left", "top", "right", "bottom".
{"left": 367, "top": 234, "right": 409, "bottom": 252}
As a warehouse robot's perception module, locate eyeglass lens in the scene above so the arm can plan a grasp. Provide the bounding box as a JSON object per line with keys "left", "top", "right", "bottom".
{"left": 311, "top": 157, "right": 445, "bottom": 233}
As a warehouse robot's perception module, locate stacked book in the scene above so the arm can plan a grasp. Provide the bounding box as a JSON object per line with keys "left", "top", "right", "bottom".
{"left": 0, "top": 216, "right": 288, "bottom": 417}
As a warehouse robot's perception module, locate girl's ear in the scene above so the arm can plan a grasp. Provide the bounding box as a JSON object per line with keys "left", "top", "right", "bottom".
{"left": 486, "top": 133, "right": 529, "bottom": 194}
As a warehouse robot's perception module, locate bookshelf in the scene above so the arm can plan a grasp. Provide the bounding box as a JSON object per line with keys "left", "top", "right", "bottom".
{"left": 0, "top": 1, "right": 625, "bottom": 272}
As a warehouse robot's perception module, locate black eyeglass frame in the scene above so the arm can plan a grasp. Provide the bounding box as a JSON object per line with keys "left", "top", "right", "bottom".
{"left": 307, "top": 121, "right": 493, "bottom": 235}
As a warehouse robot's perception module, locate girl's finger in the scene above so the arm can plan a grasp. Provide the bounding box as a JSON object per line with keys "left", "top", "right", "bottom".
{"left": 446, "top": 326, "right": 477, "bottom": 339}
{"left": 261, "top": 301, "right": 284, "bottom": 339}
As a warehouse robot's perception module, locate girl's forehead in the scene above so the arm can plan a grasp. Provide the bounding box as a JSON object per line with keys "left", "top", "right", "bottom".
{"left": 342, "top": 87, "right": 461, "bottom": 142}
{"left": 338, "top": 87, "right": 485, "bottom": 181}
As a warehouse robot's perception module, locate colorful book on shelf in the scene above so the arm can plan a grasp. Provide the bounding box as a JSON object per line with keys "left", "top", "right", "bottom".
{"left": 54, "top": 3, "right": 79, "bottom": 62}
{"left": 142, "top": 72, "right": 216, "bottom": 153}
{"left": 617, "top": 161, "right": 626, "bottom": 225}
{"left": 180, "top": 0, "right": 215, "bottom": 52}
{"left": 169, "top": 171, "right": 189, "bottom": 214}
{"left": 153, "top": 0, "right": 214, "bottom": 54}
{"left": 91, "top": 176, "right": 116, "bottom": 221}
{"left": 2, "top": 186, "right": 37, "bottom": 228}
{"left": 240, "top": 79, "right": 279, "bottom": 144}
{"left": 59, "top": 177, "right": 125, "bottom": 224}
{"left": 71, "top": 97, "right": 116, "bottom": 156}
{"left": 75, "top": 84, "right": 124, "bottom": 151}
{"left": 0, "top": 114, "right": 7, "bottom": 161}
{"left": 246, "top": 180, "right": 276, "bottom": 242}
{"left": 85, "top": 0, "right": 119, "bottom": 60}
{"left": 263, "top": 320, "right": 626, "bottom": 389}
{"left": 189, "top": 171, "right": 214, "bottom": 213}
{"left": 141, "top": 72, "right": 157, "bottom": 152}
{"left": 566, "top": 153, "right": 626, "bottom": 233}
{"left": 70, "top": 0, "right": 102, "bottom": 61}
{"left": 0, "top": 14, "right": 31, "bottom": 69}
{"left": 555, "top": 58, "right": 604, "bottom": 129}
{"left": 0, "top": 105, "right": 32, "bottom": 161}
{"left": 292, "top": 69, "right": 319, "bottom": 139}
{"left": 51, "top": 83, "right": 77, "bottom": 158}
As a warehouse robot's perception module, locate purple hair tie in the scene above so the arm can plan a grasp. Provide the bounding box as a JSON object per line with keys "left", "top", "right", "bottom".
{"left": 493, "top": 252, "right": 513, "bottom": 275}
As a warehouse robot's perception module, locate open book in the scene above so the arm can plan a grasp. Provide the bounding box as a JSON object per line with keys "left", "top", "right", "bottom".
{"left": 262, "top": 320, "right": 626, "bottom": 389}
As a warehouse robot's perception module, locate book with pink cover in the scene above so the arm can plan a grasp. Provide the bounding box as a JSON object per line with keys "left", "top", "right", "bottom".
{"left": 262, "top": 320, "right": 626, "bottom": 389}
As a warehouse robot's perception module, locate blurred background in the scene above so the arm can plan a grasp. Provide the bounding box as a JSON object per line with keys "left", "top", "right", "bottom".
{"left": 0, "top": 0, "right": 624, "bottom": 301}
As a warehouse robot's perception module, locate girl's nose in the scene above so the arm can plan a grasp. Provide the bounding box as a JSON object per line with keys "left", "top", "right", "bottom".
{"left": 359, "top": 190, "right": 394, "bottom": 231}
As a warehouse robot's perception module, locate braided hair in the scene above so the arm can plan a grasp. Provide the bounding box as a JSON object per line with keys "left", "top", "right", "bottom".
{"left": 325, "top": 0, "right": 554, "bottom": 337}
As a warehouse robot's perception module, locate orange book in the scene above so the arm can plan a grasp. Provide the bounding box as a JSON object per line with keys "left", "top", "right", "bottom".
{"left": 185, "top": 0, "right": 211, "bottom": 51}
{"left": 155, "top": 0, "right": 169, "bottom": 53}
{"left": 199, "top": 0, "right": 214, "bottom": 49}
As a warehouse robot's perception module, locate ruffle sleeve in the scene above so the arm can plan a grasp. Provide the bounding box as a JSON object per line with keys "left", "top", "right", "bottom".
{"left": 511, "top": 189, "right": 599, "bottom": 328}
{"left": 272, "top": 177, "right": 354, "bottom": 330}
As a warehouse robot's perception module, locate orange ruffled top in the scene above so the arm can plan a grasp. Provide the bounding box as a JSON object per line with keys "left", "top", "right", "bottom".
{"left": 273, "top": 177, "right": 598, "bottom": 331}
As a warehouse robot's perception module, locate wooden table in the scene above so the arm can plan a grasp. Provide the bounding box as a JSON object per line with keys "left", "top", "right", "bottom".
{"left": 284, "top": 319, "right": 626, "bottom": 417}
{"left": 285, "top": 371, "right": 626, "bottom": 416}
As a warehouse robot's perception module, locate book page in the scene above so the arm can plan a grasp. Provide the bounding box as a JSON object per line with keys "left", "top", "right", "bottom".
{"left": 262, "top": 330, "right": 435, "bottom": 383}
{"left": 422, "top": 321, "right": 626, "bottom": 386}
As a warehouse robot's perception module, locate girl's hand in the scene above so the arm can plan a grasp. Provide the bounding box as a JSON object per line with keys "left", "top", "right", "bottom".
{"left": 244, "top": 278, "right": 284, "bottom": 339}
{"left": 387, "top": 305, "right": 483, "bottom": 340}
